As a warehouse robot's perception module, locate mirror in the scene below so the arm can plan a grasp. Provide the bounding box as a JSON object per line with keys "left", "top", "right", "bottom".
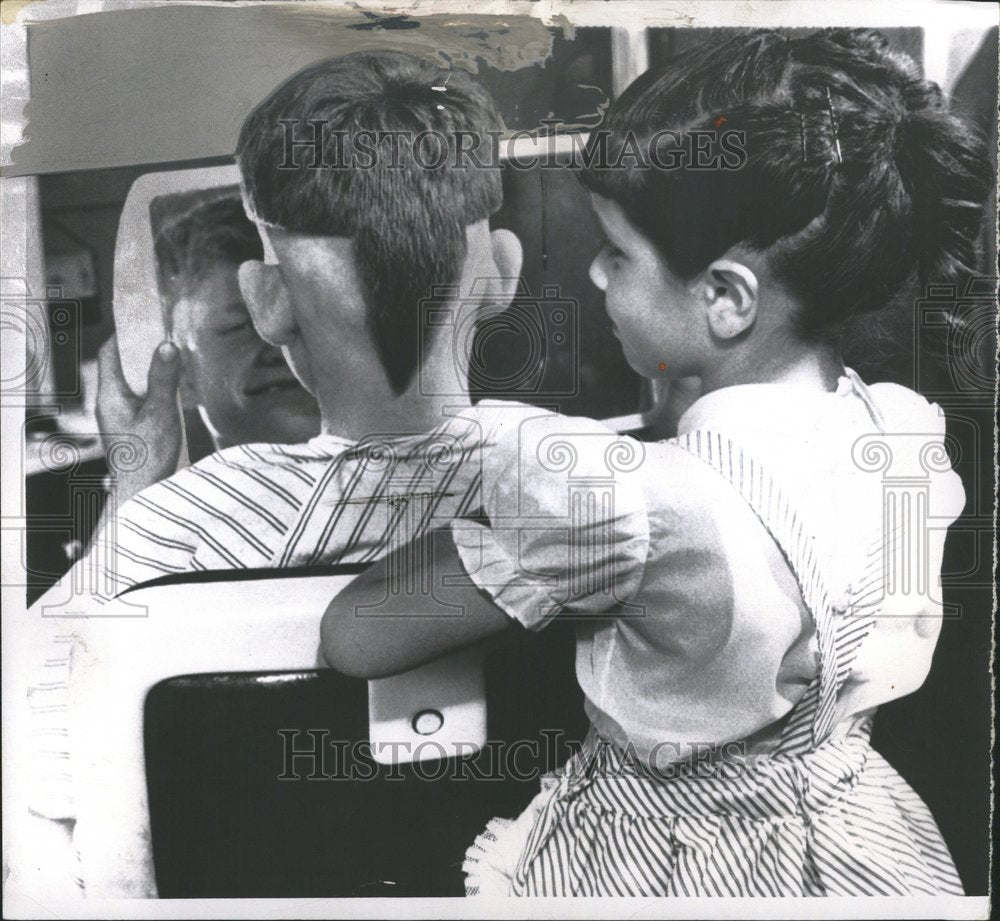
{"left": 148, "top": 184, "right": 321, "bottom": 460}
{"left": 113, "top": 165, "right": 321, "bottom": 463}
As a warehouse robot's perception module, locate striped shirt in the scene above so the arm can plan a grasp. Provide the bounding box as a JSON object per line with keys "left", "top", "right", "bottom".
{"left": 27, "top": 400, "right": 583, "bottom": 821}
{"left": 30, "top": 427, "right": 481, "bottom": 820}
{"left": 92, "top": 427, "right": 484, "bottom": 598}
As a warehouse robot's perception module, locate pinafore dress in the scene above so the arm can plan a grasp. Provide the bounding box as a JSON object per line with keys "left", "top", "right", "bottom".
{"left": 464, "top": 423, "right": 964, "bottom": 897}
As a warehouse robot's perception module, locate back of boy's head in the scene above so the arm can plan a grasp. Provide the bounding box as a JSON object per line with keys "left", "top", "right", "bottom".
{"left": 155, "top": 194, "right": 263, "bottom": 345}
{"left": 581, "top": 29, "right": 994, "bottom": 339}
{"left": 236, "top": 50, "right": 504, "bottom": 392}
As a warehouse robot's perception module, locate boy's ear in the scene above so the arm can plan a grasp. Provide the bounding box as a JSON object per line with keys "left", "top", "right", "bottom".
{"left": 702, "top": 258, "right": 759, "bottom": 340}
{"left": 487, "top": 228, "right": 524, "bottom": 306}
{"left": 237, "top": 260, "right": 298, "bottom": 346}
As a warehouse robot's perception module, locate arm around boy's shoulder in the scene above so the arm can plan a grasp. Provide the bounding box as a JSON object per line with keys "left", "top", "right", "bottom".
{"left": 451, "top": 402, "right": 651, "bottom": 630}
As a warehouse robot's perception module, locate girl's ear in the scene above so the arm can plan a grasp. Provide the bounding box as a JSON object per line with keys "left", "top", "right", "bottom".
{"left": 703, "top": 258, "right": 759, "bottom": 340}
{"left": 237, "top": 260, "right": 298, "bottom": 346}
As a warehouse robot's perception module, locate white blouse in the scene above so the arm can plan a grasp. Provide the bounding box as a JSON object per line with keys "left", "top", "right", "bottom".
{"left": 454, "top": 375, "right": 965, "bottom": 769}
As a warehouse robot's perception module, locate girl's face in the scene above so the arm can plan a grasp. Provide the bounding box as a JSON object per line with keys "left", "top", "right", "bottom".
{"left": 588, "top": 193, "right": 705, "bottom": 380}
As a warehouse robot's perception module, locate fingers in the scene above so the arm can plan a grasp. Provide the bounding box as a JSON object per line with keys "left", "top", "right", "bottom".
{"left": 145, "top": 341, "right": 181, "bottom": 405}
{"left": 97, "top": 335, "right": 134, "bottom": 406}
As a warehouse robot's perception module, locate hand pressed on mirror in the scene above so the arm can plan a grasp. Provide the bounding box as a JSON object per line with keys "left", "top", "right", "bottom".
{"left": 96, "top": 334, "right": 183, "bottom": 507}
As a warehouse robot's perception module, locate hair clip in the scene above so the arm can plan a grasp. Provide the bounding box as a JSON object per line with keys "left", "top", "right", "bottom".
{"left": 798, "top": 111, "right": 808, "bottom": 164}
{"left": 824, "top": 85, "right": 843, "bottom": 166}
{"left": 431, "top": 72, "right": 451, "bottom": 93}
{"left": 431, "top": 73, "right": 450, "bottom": 108}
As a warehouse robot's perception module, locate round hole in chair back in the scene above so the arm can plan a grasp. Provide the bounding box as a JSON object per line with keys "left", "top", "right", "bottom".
{"left": 412, "top": 708, "right": 444, "bottom": 736}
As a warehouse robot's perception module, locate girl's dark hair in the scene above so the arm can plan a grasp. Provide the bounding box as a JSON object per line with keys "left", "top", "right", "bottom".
{"left": 581, "top": 28, "right": 994, "bottom": 337}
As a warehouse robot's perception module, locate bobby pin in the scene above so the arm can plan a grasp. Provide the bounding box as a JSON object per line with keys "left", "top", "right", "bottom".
{"left": 824, "top": 85, "right": 843, "bottom": 166}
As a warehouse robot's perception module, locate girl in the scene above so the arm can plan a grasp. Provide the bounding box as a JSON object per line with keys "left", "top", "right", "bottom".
{"left": 323, "top": 29, "right": 993, "bottom": 896}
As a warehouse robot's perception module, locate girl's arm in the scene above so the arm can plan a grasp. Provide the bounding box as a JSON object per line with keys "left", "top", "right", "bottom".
{"left": 321, "top": 526, "right": 518, "bottom": 679}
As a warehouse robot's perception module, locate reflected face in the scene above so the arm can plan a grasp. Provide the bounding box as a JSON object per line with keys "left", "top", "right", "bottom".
{"left": 587, "top": 193, "right": 703, "bottom": 380}
{"left": 176, "top": 262, "right": 320, "bottom": 447}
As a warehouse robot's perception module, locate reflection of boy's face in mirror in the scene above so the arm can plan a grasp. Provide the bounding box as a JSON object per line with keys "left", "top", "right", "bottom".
{"left": 176, "top": 262, "right": 319, "bottom": 447}
{"left": 155, "top": 195, "right": 320, "bottom": 449}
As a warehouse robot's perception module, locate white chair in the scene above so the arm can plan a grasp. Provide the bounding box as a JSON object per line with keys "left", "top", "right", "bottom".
{"left": 17, "top": 571, "right": 489, "bottom": 898}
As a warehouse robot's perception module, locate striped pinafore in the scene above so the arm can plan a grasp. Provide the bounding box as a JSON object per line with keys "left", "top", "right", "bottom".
{"left": 464, "top": 427, "right": 964, "bottom": 897}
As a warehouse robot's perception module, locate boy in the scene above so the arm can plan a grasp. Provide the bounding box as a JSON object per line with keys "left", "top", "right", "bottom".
{"left": 19, "top": 50, "right": 526, "bottom": 898}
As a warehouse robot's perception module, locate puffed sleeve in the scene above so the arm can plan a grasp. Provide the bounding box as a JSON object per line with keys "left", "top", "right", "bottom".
{"left": 450, "top": 402, "right": 650, "bottom": 631}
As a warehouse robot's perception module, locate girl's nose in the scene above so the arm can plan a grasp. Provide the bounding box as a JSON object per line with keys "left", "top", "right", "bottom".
{"left": 589, "top": 254, "right": 608, "bottom": 291}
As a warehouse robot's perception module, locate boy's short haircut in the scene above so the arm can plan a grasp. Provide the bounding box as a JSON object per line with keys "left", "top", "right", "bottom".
{"left": 236, "top": 50, "right": 505, "bottom": 393}
{"left": 154, "top": 193, "right": 263, "bottom": 341}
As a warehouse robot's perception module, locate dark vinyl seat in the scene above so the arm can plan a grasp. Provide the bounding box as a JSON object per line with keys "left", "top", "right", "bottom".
{"left": 144, "top": 621, "right": 586, "bottom": 898}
